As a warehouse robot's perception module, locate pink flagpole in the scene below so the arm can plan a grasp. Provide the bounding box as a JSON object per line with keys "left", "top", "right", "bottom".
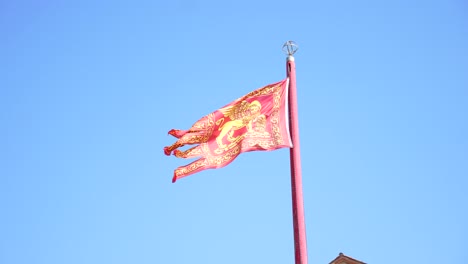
{"left": 284, "top": 41, "right": 308, "bottom": 264}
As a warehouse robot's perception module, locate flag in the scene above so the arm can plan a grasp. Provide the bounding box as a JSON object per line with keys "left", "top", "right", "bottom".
{"left": 164, "top": 79, "right": 292, "bottom": 182}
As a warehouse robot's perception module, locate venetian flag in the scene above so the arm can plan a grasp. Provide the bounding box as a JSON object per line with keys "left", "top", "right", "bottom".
{"left": 164, "top": 79, "right": 292, "bottom": 182}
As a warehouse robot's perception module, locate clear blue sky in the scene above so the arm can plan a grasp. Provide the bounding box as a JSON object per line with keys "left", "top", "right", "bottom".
{"left": 1, "top": 1, "right": 467, "bottom": 263}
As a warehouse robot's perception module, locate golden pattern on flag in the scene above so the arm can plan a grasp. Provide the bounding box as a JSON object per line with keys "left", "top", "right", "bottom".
{"left": 164, "top": 79, "right": 291, "bottom": 182}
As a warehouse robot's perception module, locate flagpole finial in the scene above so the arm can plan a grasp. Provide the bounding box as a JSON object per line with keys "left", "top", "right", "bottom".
{"left": 283, "top": 41, "right": 298, "bottom": 61}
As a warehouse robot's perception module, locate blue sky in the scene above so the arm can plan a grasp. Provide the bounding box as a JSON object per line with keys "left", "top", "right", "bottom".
{"left": 1, "top": 0, "right": 467, "bottom": 263}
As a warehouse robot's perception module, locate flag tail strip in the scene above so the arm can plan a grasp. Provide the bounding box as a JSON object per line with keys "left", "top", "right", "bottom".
{"left": 174, "top": 145, "right": 203, "bottom": 159}
{"left": 172, "top": 144, "right": 242, "bottom": 183}
{"left": 168, "top": 129, "right": 188, "bottom": 138}
{"left": 163, "top": 114, "right": 215, "bottom": 156}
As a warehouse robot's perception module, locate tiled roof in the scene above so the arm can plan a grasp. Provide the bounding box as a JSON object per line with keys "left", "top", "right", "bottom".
{"left": 329, "top": 252, "right": 366, "bottom": 264}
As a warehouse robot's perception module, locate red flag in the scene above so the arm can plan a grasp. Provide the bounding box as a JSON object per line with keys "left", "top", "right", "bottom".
{"left": 164, "top": 79, "right": 292, "bottom": 182}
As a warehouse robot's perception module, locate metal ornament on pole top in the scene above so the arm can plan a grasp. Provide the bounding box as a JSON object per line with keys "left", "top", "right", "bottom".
{"left": 283, "top": 41, "right": 299, "bottom": 61}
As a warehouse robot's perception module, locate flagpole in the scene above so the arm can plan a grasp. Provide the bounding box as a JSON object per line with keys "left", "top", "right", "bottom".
{"left": 283, "top": 41, "right": 308, "bottom": 264}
